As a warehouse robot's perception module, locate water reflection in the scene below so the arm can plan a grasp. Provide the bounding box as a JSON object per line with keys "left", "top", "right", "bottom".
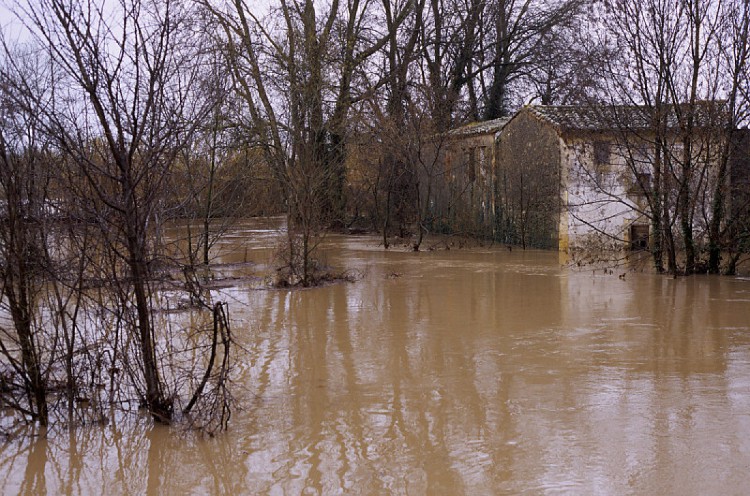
{"left": 3, "top": 221, "right": 750, "bottom": 494}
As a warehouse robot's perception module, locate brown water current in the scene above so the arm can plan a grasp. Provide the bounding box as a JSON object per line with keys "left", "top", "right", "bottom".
{"left": 3, "top": 218, "right": 750, "bottom": 494}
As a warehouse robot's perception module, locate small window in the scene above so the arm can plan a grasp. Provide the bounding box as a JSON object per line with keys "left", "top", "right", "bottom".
{"left": 478, "top": 146, "right": 487, "bottom": 180}
{"left": 592, "top": 141, "right": 611, "bottom": 182}
{"left": 630, "top": 224, "right": 649, "bottom": 251}
{"left": 593, "top": 141, "right": 611, "bottom": 166}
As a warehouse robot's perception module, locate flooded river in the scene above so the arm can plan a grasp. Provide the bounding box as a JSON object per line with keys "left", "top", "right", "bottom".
{"left": 3, "top": 218, "right": 750, "bottom": 494}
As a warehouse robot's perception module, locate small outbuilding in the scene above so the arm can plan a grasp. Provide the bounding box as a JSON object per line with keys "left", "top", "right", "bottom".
{"left": 433, "top": 118, "right": 510, "bottom": 237}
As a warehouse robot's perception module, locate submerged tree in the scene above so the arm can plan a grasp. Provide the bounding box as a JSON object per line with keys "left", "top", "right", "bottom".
{"left": 708, "top": 0, "right": 750, "bottom": 273}
{"left": 25, "top": 0, "right": 182, "bottom": 420}
{"left": 0, "top": 47, "right": 54, "bottom": 425}
{"left": 578, "top": 0, "right": 749, "bottom": 275}
{"left": 207, "top": 0, "right": 412, "bottom": 283}
{"left": 9, "top": 0, "right": 233, "bottom": 426}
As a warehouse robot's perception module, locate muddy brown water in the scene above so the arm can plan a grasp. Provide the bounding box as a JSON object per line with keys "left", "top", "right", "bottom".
{"left": 3, "top": 218, "right": 750, "bottom": 495}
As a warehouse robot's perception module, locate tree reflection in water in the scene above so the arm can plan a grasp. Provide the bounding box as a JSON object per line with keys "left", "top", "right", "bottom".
{"left": 2, "top": 220, "right": 750, "bottom": 494}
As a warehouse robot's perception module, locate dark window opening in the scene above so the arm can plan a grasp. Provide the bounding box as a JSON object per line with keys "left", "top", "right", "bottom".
{"left": 594, "top": 141, "right": 611, "bottom": 165}
{"left": 630, "top": 224, "right": 650, "bottom": 251}
{"left": 593, "top": 141, "right": 611, "bottom": 182}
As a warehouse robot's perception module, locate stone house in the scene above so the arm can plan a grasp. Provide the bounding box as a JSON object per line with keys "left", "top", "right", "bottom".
{"left": 503, "top": 104, "right": 730, "bottom": 255}
{"left": 495, "top": 105, "right": 656, "bottom": 253}
{"left": 441, "top": 103, "right": 735, "bottom": 255}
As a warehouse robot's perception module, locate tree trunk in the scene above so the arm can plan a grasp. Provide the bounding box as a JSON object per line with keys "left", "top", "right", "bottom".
{"left": 124, "top": 177, "right": 169, "bottom": 421}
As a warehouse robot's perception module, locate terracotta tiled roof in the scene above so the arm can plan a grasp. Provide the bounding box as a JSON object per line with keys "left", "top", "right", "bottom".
{"left": 527, "top": 105, "right": 643, "bottom": 130}
{"left": 527, "top": 102, "right": 727, "bottom": 132}
{"left": 448, "top": 117, "right": 511, "bottom": 137}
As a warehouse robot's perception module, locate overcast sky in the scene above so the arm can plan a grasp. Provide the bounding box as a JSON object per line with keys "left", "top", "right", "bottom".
{"left": 0, "top": 3, "right": 14, "bottom": 27}
{"left": 0, "top": 2, "right": 28, "bottom": 41}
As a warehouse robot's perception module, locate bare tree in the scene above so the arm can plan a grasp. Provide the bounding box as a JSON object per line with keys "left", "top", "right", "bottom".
{"left": 371, "top": 0, "right": 427, "bottom": 247}
{"left": 420, "top": 0, "right": 485, "bottom": 130}
{"left": 481, "top": 0, "right": 585, "bottom": 119}
{"left": 417, "top": 0, "right": 587, "bottom": 126}
{"left": 526, "top": 8, "right": 612, "bottom": 106}
{"left": 708, "top": 0, "right": 750, "bottom": 273}
{"left": 207, "top": 0, "right": 412, "bottom": 282}
{"left": 19, "top": 0, "right": 219, "bottom": 421}
{"left": 168, "top": 58, "right": 256, "bottom": 271}
{"left": 0, "top": 47, "right": 54, "bottom": 425}
{"left": 583, "top": 0, "right": 741, "bottom": 274}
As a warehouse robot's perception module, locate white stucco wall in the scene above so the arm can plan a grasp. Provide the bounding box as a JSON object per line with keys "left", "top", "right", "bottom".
{"left": 560, "top": 137, "right": 647, "bottom": 253}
